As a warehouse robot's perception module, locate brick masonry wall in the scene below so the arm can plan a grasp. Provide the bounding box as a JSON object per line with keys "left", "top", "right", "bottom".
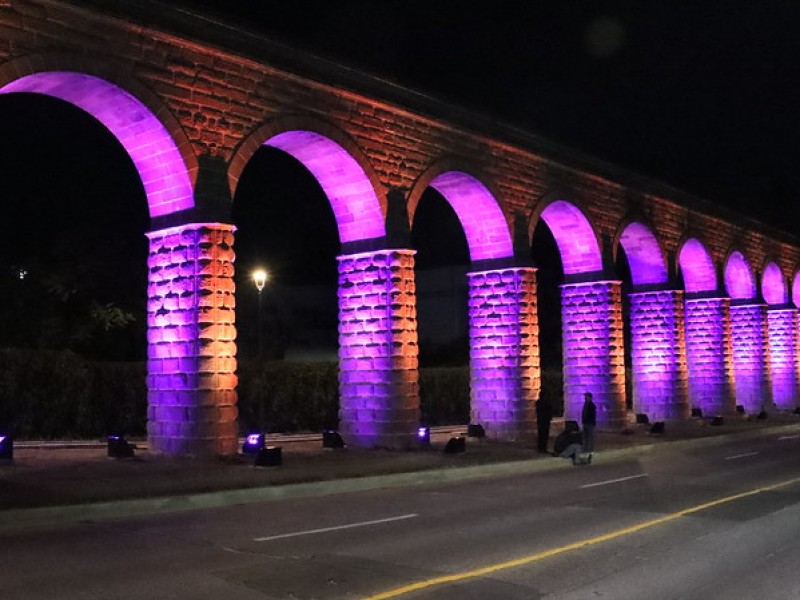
{"left": 146, "top": 223, "right": 238, "bottom": 456}
{"left": 730, "top": 303, "right": 770, "bottom": 414}
{"left": 467, "top": 267, "right": 540, "bottom": 441}
{"left": 628, "top": 290, "right": 689, "bottom": 420}
{"left": 337, "top": 249, "right": 419, "bottom": 449}
{"left": 561, "top": 281, "right": 626, "bottom": 427}
{"left": 767, "top": 308, "right": 798, "bottom": 410}
{"left": 685, "top": 297, "right": 735, "bottom": 416}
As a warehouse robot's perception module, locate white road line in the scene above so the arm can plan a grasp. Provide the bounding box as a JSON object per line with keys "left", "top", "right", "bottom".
{"left": 579, "top": 473, "right": 649, "bottom": 489}
{"left": 724, "top": 451, "right": 760, "bottom": 460}
{"left": 778, "top": 435, "right": 800, "bottom": 441}
{"left": 253, "top": 513, "right": 419, "bottom": 542}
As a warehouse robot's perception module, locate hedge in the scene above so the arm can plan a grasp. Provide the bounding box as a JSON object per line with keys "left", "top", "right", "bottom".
{"left": 0, "top": 351, "right": 565, "bottom": 439}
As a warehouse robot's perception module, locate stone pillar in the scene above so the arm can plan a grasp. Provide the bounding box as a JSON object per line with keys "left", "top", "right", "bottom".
{"left": 767, "top": 307, "right": 798, "bottom": 410}
{"left": 684, "top": 296, "right": 734, "bottom": 416}
{"left": 561, "top": 280, "right": 626, "bottom": 428}
{"left": 467, "top": 267, "right": 539, "bottom": 441}
{"left": 730, "top": 302, "right": 770, "bottom": 414}
{"left": 628, "top": 289, "right": 689, "bottom": 420}
{"left": 146, "top": 223, "right": 238, "bottom": 457}
{"left": 337, "top": 249, "right": 419, "bottom": 449}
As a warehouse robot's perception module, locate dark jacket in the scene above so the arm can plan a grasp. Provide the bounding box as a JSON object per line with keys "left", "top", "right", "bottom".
{"left": 553, "top": 429, "right": 583, "bottom": 455}
{"left": 582, "top": 400, "right": 597, "bottom": 426}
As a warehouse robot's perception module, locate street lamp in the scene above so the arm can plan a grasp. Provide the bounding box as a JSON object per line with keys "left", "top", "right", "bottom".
{"left": 252, "top": 269, "right": 269, "bottom": 359}
{"left": 252, "top": 268, "right": 269, "bottom": 432}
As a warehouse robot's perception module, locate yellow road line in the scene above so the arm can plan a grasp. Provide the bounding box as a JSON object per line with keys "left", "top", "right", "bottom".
{"left": 364, "top": 475, "right": 800, "bottom": 600}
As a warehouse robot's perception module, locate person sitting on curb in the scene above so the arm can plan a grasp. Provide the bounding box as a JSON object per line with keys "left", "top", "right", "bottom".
{"left": 552, "top": 422, "right": 591, "bottom": 465}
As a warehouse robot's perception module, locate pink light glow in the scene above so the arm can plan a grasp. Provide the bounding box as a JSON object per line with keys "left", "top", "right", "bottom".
{"left": 678, "top": 238, "right": 716, "bottom": 293}
{"left": 762, "top": 262, "right": 787, "bottom": 305}
{"left": 724, "top": 251, "right": 755, "bottom": 299}
{"left": 267, "top": 131, "right": 385, "bottom": 243}
{"left": 793, "top": 273, "right": 800, "bottom": 307}
{"left": 619, "top": 222, "right": 667, "bottom": 286}
{"left": 0, "top": 72, "right": 193, "bottom": 217}
{"left": 428, "top": 172, "right": 513, "bottom": 261}
{"left": 539, "top": 201, "right": 602, "bottom": 274}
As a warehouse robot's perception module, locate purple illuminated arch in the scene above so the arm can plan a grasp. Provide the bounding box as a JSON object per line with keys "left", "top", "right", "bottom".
{"left": 0, "top": 72, "right": 193, "bottom": 218}
{"left": 792, "top": 273, "right": 800, "bottom": 307}
{"left": 724, "top": 251, "right": 756, "bottom": 300}
{"left": 618, "top": 222, "right": 667, "bottom": 285}
{"left": 762, "top": 262, "right": 787, "bottom": 305}
{"left": 538, "top": 200, "right": 601, "bottom": 274}
{"left": 678, "top": 238, "right": 716, "bottom": 293}
{"left": 264, "top": 131, "right": 385, "bottom": 242}
{"left": 424, "top": 171, "right": 512, "bottom": 261}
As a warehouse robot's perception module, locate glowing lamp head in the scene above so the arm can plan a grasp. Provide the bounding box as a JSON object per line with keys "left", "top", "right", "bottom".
{"left": 0, "top": 434, "right": 10, "bottom": 461}
{"left": 417, "top": 426, "right": 430, "bottom": 446}
{"left": 252, "top": 269, "right": 269, "bottom": 292}
{"left": 242, "top": 433, "right": 265, "bottom": 455}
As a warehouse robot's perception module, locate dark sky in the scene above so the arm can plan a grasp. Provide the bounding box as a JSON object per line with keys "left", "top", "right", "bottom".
{"left": 182, "top": 0, "right": 800, "bottom": 229}
{"left": 2, "top": 1, "right": 800, "bottom": 361}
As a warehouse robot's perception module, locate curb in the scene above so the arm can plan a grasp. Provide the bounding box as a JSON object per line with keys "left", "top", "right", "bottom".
{"left": 2, "top": 422, "right": 799, "bottom": 535}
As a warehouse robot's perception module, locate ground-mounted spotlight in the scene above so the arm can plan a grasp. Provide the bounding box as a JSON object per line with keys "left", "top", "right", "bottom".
{"left": 254, "top": 445, "right": 282, "bottom": 467}
{"left": 649, "top": 422, "right": 665, "bottom": 434}
{"left": 757, "top": 410, "right": 768, "bottom": 420}
{"left": 444, "top": 436, "right": 466, "bottom": 454}
{"left": 710, "top": 416, "right": 724, "bottom": 426}
{"left": 416, "top": 426, "right": 430, "bottom": 447}
{"left": 242, "top": 433, "right": 265, "bottom": 455}
{"left": 691, "top": 408, "right": 703, "bottom": 418}
{"left": 735, "top": 405, "right": 746, "bottom": 414}
{"left": 107, "top": 435, "right": 134, "bottom": 459}
{"left": 794, "top": 407, "right": 800, "bottom": 416}
{"left": 0, "top": 434, "right": 12, "bottom": 462}
{"left": 467, "top": 423, "right": 485, "bottom": 438}
{"left": 322, "top": 430, "right": 345, "bottom": 449}
{"left": 636, "top": 413, "right": 650, "bottom": 425}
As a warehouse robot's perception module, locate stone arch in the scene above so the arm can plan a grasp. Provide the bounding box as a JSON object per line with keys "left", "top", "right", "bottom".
{"left": 615, "top": 220, "right": 668, "bottom": 286}
{"left": 724, "top": 250, "right": 757, "bottom": 300}
{"left": 228, "top": 115, "right": 386, "bottom": 244}
{"left": 529, "top": 196, "right": 602, "bottom": 275}
{"left": 408, "top": 160, "right": 513, "bottom": 262}
{"left": 678, "top": 237, "right": 717, "bottom": 293}
{"left": 792, "top": 271, "right": 800, "bottom": 307}
{"left": 0, "top": 54, "right": 196, "bottom": 218}
{"left": 762, "top": 261, "right": 787, "bottom": 305}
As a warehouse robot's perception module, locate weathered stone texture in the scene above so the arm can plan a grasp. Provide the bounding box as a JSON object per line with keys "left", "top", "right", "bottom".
{"left": 561, "top": 281, "right": 626, "bottom": 428}
{"left": 767, "top": 308, "right": 798, "bottom": 410}
{"left": 337, "top": 249, "right": 419, "bottom": 449}
{"left": 629, "top": 290, "right": 689, "bottom": 420}
{"left": 146, "top": 223, "right": 238, "bottom": 456}
{"left": 731, "top": 303, "right": 770, "bottom": 414}
{"left": 468, "top": 267, "right": 540, "bottom": 441}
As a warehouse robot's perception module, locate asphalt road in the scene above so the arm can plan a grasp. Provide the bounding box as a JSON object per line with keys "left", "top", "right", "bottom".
{"left": 3, "top": 430, "right": 800, "bottom": 599}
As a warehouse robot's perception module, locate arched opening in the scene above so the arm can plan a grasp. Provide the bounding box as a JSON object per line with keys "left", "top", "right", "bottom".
{"left": 411, "top": 170, "right": 523, "bottom": 439}
{"left": 762, "top": 262, "right": 787, "bottom": 305}
{"left": 0, "top": 74, "right": 188, "bottom": 441}
{"left": 231, "top": 127, "right": 412, "bottom": 448}
{"left": 411, "top": 186, "right": 470, "bottom": 426}
{"left": 533, "top": 200, "right": 625, "bottom": 426}
{"left": 792, "top": 271, "right": 800, "bottom": 308}
{"left": 724, "top": 251, "right": 756, "bottom": 300}
{"left": 724, "top": 251, "right": 767, "bottom": 413}
{"left": 678, "top": 238, "right": 733, "bottom": 416}
{"left": 762, "top": 262, "right": 795, "bottom": 409}
{"left": 616, "top": 222, "right": 684, "bottom": 420}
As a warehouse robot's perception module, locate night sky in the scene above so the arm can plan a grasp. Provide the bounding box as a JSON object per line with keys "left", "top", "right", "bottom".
{"left": 1, "top": 1, "right": 799, "bottom": 362}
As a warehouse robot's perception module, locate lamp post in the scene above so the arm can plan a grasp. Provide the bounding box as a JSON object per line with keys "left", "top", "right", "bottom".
{"left": 252, "top": 269, "right": 268, "bottom": 359}
{"left": 252, "top": 268, "right": 269, "bottom": 432}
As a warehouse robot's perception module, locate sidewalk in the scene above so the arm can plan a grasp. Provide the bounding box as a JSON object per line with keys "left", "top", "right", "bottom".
{"left": 2, "top": 415, "right": 799, "bottom": 532}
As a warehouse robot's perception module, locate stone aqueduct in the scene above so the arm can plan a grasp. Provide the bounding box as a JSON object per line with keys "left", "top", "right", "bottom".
{"left": 3, "top": 0, "right": 800, "bottom": 455}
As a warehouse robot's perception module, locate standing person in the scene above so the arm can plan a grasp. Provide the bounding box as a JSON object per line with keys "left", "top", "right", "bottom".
{"left": 535, "top": 397, "right": 553, "bottom": 454}
{"left": 581, "top": 392, "right": 597, "bottom": 457}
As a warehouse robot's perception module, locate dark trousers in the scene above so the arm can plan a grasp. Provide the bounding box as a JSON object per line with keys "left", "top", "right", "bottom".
{"left": 537, "top": 421, "right": 551, "bottom": 452}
